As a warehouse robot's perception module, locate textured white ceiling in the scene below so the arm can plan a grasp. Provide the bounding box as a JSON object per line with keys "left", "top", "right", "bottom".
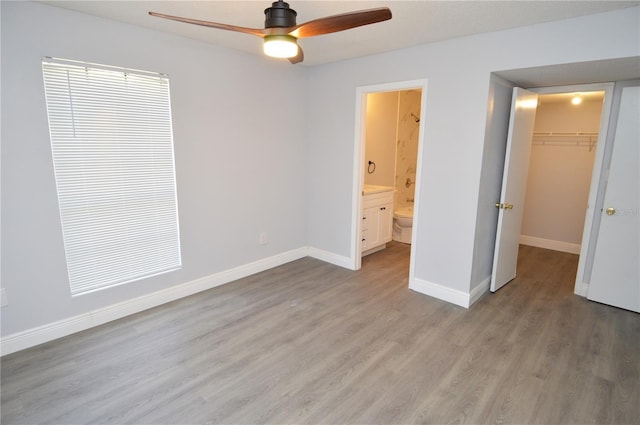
{"left": 40, "top": 0, "right": 639, "bottom": 66}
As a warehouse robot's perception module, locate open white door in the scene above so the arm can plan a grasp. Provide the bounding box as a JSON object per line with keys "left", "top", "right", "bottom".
{"left": 587, "top": 86, "right": 639, "bottom": 312}
{"left": 491, "top": 88, "right": 538, "bottom": 292}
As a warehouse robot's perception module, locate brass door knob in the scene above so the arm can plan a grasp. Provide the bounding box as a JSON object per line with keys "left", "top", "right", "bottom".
{"left": 495, "top": 203, "right": 514, "bottom": 210}
{"left": 605, "top": 207, "right": 616, "bottom": 216}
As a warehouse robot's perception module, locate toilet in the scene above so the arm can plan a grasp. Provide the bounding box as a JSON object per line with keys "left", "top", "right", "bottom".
{"left": 393, "top": 206, "right": 413, "bottom": 244}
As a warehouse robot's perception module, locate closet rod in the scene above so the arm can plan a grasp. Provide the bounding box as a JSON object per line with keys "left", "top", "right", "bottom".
{"left": 532, "top": 131, "right": 598, "bottom": 137}
{"left": 532, "top": 132, "right": 598, "bottom": 151}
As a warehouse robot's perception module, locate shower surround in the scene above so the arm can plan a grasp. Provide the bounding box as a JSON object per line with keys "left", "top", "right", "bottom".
{"left": 394, "top": 90, "right": 421, "bottom": 211}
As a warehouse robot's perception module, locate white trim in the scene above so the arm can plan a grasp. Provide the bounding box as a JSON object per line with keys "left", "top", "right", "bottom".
{"left": 409, "top": 277, "right": 472, "bottom": 308}
{"left": 576, "top": 283, "right": 590, "bottom": 297}
{"left": 1, "top": 247, "right": 308, "bottom": 356}
{"left": 408, "top": 84, "right": 429, "bottom": 284}
{"left": 307, "top": 247, "right": 354, "bottom": 270}
{"left": 469, "top": 277, "right": 491, "bottom": 306}
{"left": 531, "top": 83, "right": 614, "bottom": 297}
{"left": 351, "top": 88, "right": 367, "bottom": 271}
{"left": 519, "top": 235, "right": 581, "bottom": 254}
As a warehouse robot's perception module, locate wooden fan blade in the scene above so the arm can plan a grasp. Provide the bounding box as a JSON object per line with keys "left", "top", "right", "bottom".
{"left": 288, "top": 46, "right": 304, "bottom": 64}
{"left": 149, "top": 12, "right": 266, "bottom": 38}
{"left": 289, "top": 8, "right": 391, "bottom": 39}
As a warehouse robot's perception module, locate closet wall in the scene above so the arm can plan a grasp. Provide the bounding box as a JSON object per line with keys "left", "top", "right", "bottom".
{"left": 520, "top": 94, "right": 604, "bottom": 253}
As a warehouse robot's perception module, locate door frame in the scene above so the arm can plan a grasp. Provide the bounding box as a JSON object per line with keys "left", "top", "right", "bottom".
{"left": 350, "top": 79, "right": 428, "bottom": 275}
{"left": 529, "top": 82, "right": 614, "bottom": 297}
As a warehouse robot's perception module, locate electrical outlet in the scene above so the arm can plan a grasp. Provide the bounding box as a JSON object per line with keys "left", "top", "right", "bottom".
{"left": 0, "top": 288, "right": 7, "bottom": 307}
{"left": 259, "top": 232, "right": 268, "bottom": 245}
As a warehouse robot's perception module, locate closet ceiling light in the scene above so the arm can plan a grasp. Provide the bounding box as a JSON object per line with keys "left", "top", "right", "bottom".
{"left": 572, "top": 95, "right": 583, "bottom": 105}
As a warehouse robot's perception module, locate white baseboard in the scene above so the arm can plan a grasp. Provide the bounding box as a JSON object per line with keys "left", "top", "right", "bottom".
{"left": 575, "top": 282, "right": 590, "bottom": 297}
{"left": 520, "top": 235, "right": 581, "bottom": 254}
{"left": 469, "top": 277, "right": 491, "bottom": 306}
{"left": 409, "top": 277, "right": 472, "bottom": 308}
{"left": 1, "top": 246, "right": 488, "bottom": 355}
{"left": 1, "top": 247, "right": 308, "bottom": 356}
{"left": 307, "top": 247, "right": 354, "bottom": 270}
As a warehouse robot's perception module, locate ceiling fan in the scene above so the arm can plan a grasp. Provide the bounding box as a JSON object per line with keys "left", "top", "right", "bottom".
{"left": 149, "top": 1, "right": 392, "bottom": 64}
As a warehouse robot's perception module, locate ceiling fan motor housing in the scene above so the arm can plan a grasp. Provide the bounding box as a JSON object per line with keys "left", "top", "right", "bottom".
{"left": 264, "top": 1, "right": 297, "bottom": 28}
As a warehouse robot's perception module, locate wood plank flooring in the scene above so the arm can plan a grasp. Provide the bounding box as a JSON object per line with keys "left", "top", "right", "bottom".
{"left": 2, "top": 243, "right": 639, "bottom": 424}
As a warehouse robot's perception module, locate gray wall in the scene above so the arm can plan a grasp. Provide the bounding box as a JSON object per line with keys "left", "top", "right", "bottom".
{"left": 304, "top": 7, "right": 639, "bottom": 294}
{"left": 2, "top": 1, "right": 639, "bottom": 340}
{"left": 1, "top": 1, "right": 308, "bottom": 337}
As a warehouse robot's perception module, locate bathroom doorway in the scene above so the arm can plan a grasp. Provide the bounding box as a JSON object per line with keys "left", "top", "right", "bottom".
{"left": 351, "top": 79, "right": 427, "bottom": 278}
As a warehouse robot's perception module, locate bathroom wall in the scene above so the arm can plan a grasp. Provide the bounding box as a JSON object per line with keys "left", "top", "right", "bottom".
{"left": 364, "top": 89, "right": 421, "bottom": 211}
{"left": 364, "top": 91, "right": 398, "bottom": 187}
{"left": 394, "top": 90, "right": 422, "bottom": 210}
{"left": 520, "top": 94, "right": 603, "bottom": 252}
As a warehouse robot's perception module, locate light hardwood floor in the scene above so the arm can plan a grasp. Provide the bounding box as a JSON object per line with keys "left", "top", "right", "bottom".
{"left": 2, "top": 243, "right": 639, "bottom": 424}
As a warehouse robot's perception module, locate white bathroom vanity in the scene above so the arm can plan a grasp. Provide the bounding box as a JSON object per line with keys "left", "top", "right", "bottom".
{"left": 361, "top": 185, "right": 394, "bottom": 256}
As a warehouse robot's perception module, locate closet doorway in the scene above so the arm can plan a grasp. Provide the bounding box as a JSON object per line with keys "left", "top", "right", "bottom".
{"left": 520, "top": 90, "right": 605, "bottom": 255}
{"left": 492, "top": 82, "right": 614, "bottom": 295}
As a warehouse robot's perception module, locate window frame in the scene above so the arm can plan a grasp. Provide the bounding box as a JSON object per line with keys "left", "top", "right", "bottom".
{"left": 42, "top": 57, "right": 182, "bottom": 296}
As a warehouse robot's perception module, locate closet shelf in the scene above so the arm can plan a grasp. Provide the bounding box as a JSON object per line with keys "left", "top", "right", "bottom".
{"left": 533, "top": 131, "right": 598, "bottom": 137}
{"left": 532, "top": 132, "right": 598, "bottom": 150}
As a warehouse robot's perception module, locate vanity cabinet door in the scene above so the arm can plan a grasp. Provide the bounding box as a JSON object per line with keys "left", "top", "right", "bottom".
{"left": 361, "top": 210, "right": 369, "bottom": 250}
{"left": 379, "top": 202, "right": 393, "bottom": 243}
{"left": 362, "top": 206, "right": 381, "bottom": 248}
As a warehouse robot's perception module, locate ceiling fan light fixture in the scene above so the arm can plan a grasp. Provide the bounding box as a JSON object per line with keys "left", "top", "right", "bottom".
{"left": 149, "top": 3, "right": 392, "bottom": 65}
{"left": 263, "top": 35, "right": 298, "bottom": 58}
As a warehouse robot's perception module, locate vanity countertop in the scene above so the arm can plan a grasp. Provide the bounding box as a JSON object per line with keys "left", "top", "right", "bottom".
{"left": 363, "top": 184, "right": 394, "bottom": 195}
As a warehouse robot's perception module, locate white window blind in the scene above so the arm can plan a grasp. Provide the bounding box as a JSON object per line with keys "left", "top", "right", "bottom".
{"left": 42, "top": 58, "right": 181, "bottom": 295}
